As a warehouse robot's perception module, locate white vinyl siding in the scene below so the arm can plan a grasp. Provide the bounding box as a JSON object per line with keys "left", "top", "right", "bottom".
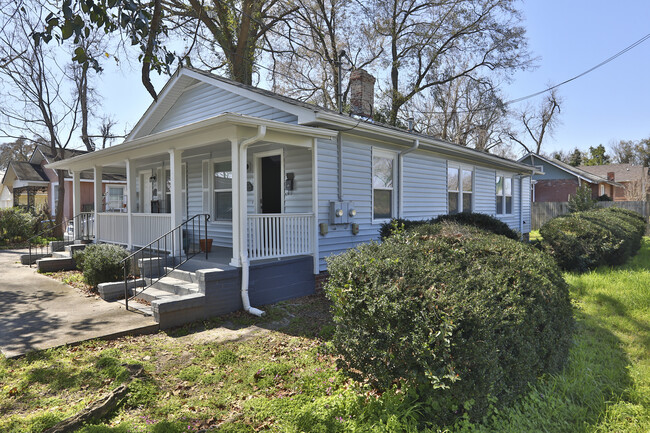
{"left": 151, "top": 83, "right": 298, "bottom": 134}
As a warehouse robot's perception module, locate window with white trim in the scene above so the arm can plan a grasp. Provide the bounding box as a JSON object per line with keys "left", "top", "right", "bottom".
{"left": 448, "top": 166, "right": 473, "bottom": 214}
{"left": 372, "top": 150, "right": 395, "bottom": 220}
{"left": 496, "top": 175, "right": 512, "bottom": 214}
{"left": 107, "top": 186, "right": 125, "bottom": 212}
{"left": 599, "top": 184, "right": 605, "bottom": 196}
{"left": 213, "top": 160, "right": 232, "bottom": 221}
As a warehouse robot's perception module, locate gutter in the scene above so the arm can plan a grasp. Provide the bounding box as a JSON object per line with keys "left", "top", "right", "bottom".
{"left": 238, "top": 126, "right": 267, "bottom": 317}
{"left": 314, "top": 112, "right": 537, "bottom": 174}
{"left": 398, "top": 139, "right": 419, "bottom": 217}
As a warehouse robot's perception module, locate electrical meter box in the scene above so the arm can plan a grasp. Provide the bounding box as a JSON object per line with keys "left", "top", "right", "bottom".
{"left": 329, "top": 201, "right": 351, "bottom": 225}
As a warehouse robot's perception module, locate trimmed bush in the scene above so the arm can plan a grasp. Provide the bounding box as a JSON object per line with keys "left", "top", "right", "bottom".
{"left": 540, "top": 207, "right": 646, "bottom": 272}
{"left": 380, "top": 212, "right": 519, "bottom": 241}
{"left": 325, "top": 222, "right": 573, "bottom": 421}
{"left": 0, "top": 208, "right": 36, "bottom": 243}
{"left": 75, "top": 244, "right": 130, "bottom": 287}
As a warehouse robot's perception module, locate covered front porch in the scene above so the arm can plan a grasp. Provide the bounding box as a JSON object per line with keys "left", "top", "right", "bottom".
{"left": 56, "top": 114, "right": 336, "bottom": 271}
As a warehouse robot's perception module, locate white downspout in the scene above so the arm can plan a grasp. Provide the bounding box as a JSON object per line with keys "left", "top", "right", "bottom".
{"left": 239, "top": 126, "right": 267, "bottom": 317}
{"left": 398, "top": 139, "right": 419, "bottom": 218}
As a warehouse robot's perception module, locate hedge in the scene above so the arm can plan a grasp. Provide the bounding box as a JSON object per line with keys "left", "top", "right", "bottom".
{"left": 539, "top": 207, "right": 646, "bottom": 272}
{"left": 74, "top": 244, "right": 131, "bottom": 287}
{"left": 0, "top": 208, "right": 36, "bottom": 243}
{"left": 379, "top": 212, "right": 519, "bottom": 241}
{"left": 325, "top": 222, "right": 573, "bottom": 422}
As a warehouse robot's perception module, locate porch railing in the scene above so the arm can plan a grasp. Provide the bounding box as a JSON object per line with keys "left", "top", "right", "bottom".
{"left": 121, "top": 214, "right": 210, "bottom": 312}
{"left": 28, "top": 212, "right": 94, "bottom": 267}
{"left": 96, "top": 213, "right": 128, "bottom": 244}
{"left": 247, "top": 213, "right": 313, "bottom": 260}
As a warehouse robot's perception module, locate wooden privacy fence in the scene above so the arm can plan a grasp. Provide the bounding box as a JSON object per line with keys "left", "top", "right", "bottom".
{"left": 532, "top": 201, "right": 650, "bottom": 230}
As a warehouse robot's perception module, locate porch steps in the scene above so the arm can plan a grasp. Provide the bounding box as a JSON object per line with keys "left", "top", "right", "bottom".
{"left": 35, "top": 242, "right": 88, "bottom": 272}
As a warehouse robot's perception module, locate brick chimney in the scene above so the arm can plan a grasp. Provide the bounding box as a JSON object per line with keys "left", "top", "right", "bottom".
{"left": 607, "top": 172, "right": 615, "bottom": 181}
{"left": 349, "top": 69, "right": 375, "bottom": 118}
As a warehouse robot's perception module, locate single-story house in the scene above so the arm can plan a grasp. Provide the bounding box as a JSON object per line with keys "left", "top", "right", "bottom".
{"left": 1, "top": 145, "right": 126, "bottom": 220}
{"left": 518, "top": 152, "right": 619, "bottom": 202}
{"left": 578, "top": 164, "right": 649, "bottom": 202}
{"left": 47, "top": 67, "right": 539, "bottom": 322}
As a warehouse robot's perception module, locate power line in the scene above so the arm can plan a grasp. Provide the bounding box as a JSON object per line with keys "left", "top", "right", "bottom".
{"left": 416, "top": 31, "right": 650, "bottom": 115}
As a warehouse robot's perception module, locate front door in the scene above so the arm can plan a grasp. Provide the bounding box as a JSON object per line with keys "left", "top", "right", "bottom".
{"left": 260, "top": 155, "right": 282, "bottom": 213}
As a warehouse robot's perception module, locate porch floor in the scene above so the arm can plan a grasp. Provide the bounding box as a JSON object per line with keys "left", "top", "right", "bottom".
{"left": 175, "top": 246, "right": 312, "bottom": 272}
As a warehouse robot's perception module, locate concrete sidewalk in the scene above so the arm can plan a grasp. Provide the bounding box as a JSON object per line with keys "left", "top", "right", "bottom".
{"left": 0, "top": 249, "right": 158, "bottom": 358}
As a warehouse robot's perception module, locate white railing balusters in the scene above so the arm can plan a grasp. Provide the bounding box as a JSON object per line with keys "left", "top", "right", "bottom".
{"left": 247, "top": 213, "right": 313, "bottom": 260}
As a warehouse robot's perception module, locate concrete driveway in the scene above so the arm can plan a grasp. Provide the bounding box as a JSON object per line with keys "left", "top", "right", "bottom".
{"left": 0, "top": 249, "right": 158, "bottom": 358}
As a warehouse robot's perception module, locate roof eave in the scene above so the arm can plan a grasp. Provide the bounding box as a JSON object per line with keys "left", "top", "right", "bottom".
{"left": 315, "top": 112, "right": 537, "bottom": 174}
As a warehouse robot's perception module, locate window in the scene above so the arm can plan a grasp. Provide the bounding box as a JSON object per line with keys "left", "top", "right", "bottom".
{"left": 496, "top": 175, "right": 512, "bottom": 215}
{"left": 213, "top": 161, "right": 232, "bottom": 220}
{"left": 448, "top": 166, "right": 473, "bottom": 214}
{"left": 373, "top": 150, "right": 394, "bottom": 220}
{"left": 107, "top": 186, "right": 124, "bottom": 212}
{"left": 599, "top": 184, "right": 605, "bottom": 196}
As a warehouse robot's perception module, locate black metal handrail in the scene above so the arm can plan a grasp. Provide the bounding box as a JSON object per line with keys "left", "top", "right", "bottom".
{"left": 122, "top": 213, "right": 210, "bottom": 311}
{"left": 28, "top": 212, "right": 95, "bottom": 267}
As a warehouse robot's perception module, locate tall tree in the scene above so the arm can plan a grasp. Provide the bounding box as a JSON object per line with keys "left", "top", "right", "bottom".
{"left": 0, "top": 1, "right": 103, "bottom": 233}
{"left": 366, "top": 0, "right": 530, "bottom": 126}
{"left": 610, "top": 138, "right": 650, "bottom": 166}
{"left": 508, "top": 89, "right": 562, "bottom": 154}
{"left": 268, "top": 0, "right": 382, "bottom": 109}
{"left": 583, "top": 144, "right": 610, "bottom": 166}
{"left": 414, "top": 75, "right": 509, "bottom": 151}
{"left": 568, "top": 148, "right": 583, "bottom": 167}
{"left": 0, "top": 137, "right": 37, "bottom": 171}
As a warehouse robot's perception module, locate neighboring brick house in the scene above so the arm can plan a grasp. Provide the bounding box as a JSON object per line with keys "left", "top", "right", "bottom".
{"left": 518, "top": 153, "right": 620, "bottom": 202}
{"left": 578, "top": 164, "right": 649, "bottom": 202}
{"left": 0, "top": 145, "right": 126, "bottom": 221}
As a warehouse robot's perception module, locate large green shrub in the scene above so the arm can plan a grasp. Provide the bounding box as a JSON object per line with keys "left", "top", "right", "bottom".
{"left": 325, "top": 222, "right": 573, "bottom": 421}
{"left": 380, "top": 212, "right": 519, "bottom": 240}
{"left": 75, "top": 244, "right": 130, "bottom": 287}
{"left": 0, "top": 208, "right": 36, "bottom": 243}
{"left": 540, "top": 207, "right": 646, "bottom": 272}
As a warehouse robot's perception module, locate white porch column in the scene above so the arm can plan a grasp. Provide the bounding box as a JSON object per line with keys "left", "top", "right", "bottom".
{"left": 230, "top": 139, "right": 241, "bottom": 266}
{"left": 93, "top": 166, "right": 103, "bottom": 242}
{"left": 169, "top": 149, "right": 183, "bottom": 255}
{"left": 126, "top": 159, "right": 136, "bottom": 249}
{"left": 72, "top": 171, "right": 81, "bottom": 239}
{"left": 312, "top": 138, "right": 319, "bottom": 275}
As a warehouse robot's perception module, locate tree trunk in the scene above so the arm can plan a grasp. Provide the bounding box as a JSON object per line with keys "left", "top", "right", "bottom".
{"left": 54, "top": 170, "right": 66, "bottom": 238}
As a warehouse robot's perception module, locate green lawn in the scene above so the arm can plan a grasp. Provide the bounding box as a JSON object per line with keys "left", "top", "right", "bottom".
{"left": 0, "top": 239, "right": 648, "bottom": 432}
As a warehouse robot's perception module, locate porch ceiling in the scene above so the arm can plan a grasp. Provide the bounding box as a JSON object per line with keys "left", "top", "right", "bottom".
{"left": 46, "top": 113, "right": 337, "bottom": 172}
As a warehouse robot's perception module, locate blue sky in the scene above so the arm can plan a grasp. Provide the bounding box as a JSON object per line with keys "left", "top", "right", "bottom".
{"left": 98, "top": 0, "right": 650, "bottom": 157}
{"left": 503, "top": 0, "right": 650, "bottom": 156}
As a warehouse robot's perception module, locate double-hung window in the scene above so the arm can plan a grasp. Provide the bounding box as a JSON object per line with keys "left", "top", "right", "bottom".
{"left": 496, "top": 175, "right": 512, "bottom": 214}
{"left": 448, "top": 166, "right": 473, "bottom": 214}
{"left": 107, "top": 186, "right": 124, "bottom": 212}
{"left": 213, "top": 161, "right": 233, "bottom": 221}
{"left": 372, "top": 149, "right": 395, "bottom": 220}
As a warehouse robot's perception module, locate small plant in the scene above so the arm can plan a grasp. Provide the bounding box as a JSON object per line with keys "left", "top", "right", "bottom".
{"left": 568, "top": 184, "right": 596, "bottom": 212}
{"left": 75, "top": 244, "right": 130, "bottom": 287}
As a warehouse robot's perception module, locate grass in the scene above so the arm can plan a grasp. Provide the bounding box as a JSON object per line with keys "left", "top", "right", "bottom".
{"left": 0, "top": 239, "right": 649, "bottom": 432}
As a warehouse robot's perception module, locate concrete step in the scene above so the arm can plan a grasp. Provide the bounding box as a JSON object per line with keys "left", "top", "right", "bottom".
{"left": 150, "top": 276, "right": 199, "bottom": 296}
{"left": 37, "top": 257, "right": 76, "bottom": 272}
{"left": 163, "top": 267, "right": 198, "bottom": 284}
{"left": 52, "top": 251, "right": 70, "bottom": 259}
{"left": 132, "top": 286, "right": 177, "bottom": 303}
{"left": 65, "top": 243, "right": 87, "bottom": 256}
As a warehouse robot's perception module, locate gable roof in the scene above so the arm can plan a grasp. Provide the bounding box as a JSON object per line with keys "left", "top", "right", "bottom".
{"left": 519, "top": 153, "right": 619, "bottom": 186}
{"left": 32, "top": 144, "right": 87, "bottom": 164}
{"left": 124, "top": 67, "right": 537, "bottom": 174}
{"left": 578, "top": 164, "right": 648, "bottom": 183}
{"left": 8, "top": 161, "right": 50, "bottom": 182}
